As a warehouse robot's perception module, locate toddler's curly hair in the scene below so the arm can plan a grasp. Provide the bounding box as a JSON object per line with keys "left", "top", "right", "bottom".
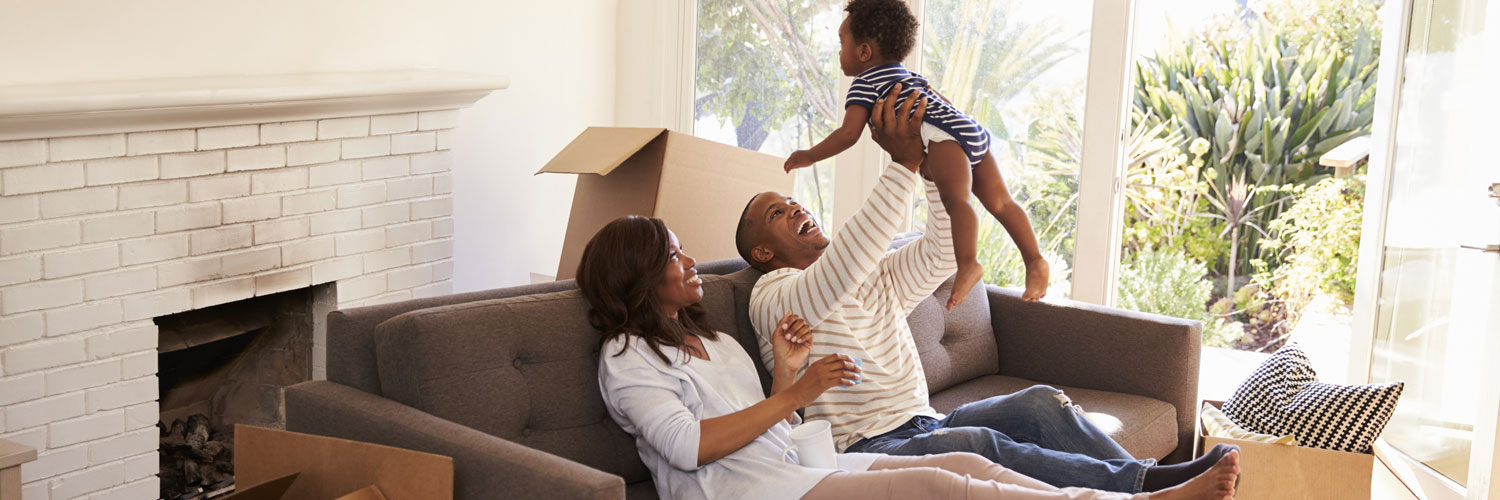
{"left": 845, "top": 0, "right": 919, "bottom": 61}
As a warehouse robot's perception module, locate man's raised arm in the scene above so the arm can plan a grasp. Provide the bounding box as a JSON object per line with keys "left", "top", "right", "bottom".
{"left": 749, "top": 89, "right": 930, "bottom": 351}
{"left": 868, "top": 176, "right": 957, "bottom": 316}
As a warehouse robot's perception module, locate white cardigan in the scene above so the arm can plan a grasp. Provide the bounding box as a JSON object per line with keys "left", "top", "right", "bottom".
{"left": 598, "top": 332, "right": 881, "bottom": 500}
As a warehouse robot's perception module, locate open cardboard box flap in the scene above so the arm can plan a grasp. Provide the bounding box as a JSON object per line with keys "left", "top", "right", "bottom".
{"left": 538, "top": 126, "right": 794, "bottom": 279}
{"left": 535, "top": 127, "right": 669, "bottom": 176}
{"left": 229, "top": 425, "right": 452, "bottom": 500}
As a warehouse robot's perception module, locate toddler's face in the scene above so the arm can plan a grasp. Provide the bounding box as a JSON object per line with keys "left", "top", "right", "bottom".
{"left": 838, "top": 17, "right": 858, "bottom": 76}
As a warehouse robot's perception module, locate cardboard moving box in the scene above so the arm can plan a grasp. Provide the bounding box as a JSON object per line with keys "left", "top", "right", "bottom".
{"left": 1198, "top": 400, "right": 1374, "bottom": 500}
{"left": 538, "top": 127, "right": 795, "bottom": 280}
{"left": 230, "top": 425, "right": 453, "bottom": 500}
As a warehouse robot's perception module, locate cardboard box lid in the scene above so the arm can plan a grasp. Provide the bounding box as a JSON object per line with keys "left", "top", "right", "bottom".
{"left": 535, "top": 127, "right": 669, "bottom": 176}
{"left": 234, "top": 425, "right": 452, "bottom": 500}
{"left": 542, "top": 127, "right": 793, "bottom": 280}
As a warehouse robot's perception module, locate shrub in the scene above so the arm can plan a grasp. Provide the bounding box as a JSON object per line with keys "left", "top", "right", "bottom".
{"left": 1131, "top": 13, "right": 1379, "bottom": 293}
{"left": 1116, "top": 248, "right": 1242, "bottom": 347}
{"left": 1257, "top": 173, "right": 1366, "bottom": 318}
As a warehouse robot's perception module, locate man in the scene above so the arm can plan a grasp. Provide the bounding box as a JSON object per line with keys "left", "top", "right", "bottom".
{"left": 735, "top": 86, "right": 1233, "bottom": 493}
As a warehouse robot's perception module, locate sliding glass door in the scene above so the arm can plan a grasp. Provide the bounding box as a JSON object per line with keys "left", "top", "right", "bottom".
{"left": 1356, "top": 0, "right": 1500, "bottom": 496}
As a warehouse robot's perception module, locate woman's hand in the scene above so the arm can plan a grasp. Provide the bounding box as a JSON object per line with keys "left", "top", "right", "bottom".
{"left": 788, "top": 354, "right": 862, "bottom": 408}
{"left": 770, "top": 310, "right": 813, "bottom": 374}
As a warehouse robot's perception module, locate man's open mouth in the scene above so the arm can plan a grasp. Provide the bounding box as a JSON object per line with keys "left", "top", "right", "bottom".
{"left": 798, "top": 220, "right": 815, "bottom": 236}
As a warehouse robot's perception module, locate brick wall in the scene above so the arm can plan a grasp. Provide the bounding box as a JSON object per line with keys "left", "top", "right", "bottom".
{"left": 0, "top": 110, "right": 458, "bottom": 499}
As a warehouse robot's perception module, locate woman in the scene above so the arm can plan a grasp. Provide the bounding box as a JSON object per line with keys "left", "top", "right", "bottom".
{"left": 580, "top": 215, "right": 1239, "bottom": 500}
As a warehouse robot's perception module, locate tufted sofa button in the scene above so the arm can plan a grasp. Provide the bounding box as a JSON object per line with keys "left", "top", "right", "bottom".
{"left": 513, "top": 358, "right": 524, "bottom": 370}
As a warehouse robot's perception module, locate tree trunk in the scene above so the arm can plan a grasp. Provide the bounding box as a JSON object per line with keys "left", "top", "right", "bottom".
{"left": 736, "top": 100, "right": 771, "bottom": 151}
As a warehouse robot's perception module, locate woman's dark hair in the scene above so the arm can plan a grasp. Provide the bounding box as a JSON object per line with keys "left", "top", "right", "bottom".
{"left": 576, "top": 215, "right": 717, "bottom": 364}
{"left": 845, "top": 0, "right": 919, "bottom": 61}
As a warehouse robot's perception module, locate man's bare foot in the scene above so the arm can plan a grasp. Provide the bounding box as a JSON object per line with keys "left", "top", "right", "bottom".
{"left": 1022, "top": 257, "right": 1049, "bottom": 302}
{"left": 948, "top": 261, "right": 984, "bottom": 310}
{"left": 1149, "top": 450, "right": 1239, "bottom": 500}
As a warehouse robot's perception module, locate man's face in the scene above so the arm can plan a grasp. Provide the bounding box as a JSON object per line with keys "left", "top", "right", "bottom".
{"left": 745, "top": 192, "right": 830, "bottom": 270}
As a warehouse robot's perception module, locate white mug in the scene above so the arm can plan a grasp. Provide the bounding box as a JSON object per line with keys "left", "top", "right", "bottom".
{"left": 780, "top": 420, "right": 837, "bottom": 469}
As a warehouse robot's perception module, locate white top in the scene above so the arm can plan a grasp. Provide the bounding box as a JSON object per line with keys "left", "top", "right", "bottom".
{"left": 750, "top": 162, "right": 957, "bottom": 451}
{"left": 599, "top": 332, "right": 881, "bottom": 500}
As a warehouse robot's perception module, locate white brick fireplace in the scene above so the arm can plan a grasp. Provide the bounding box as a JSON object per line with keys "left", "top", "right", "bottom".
{"left": 0, "top": 70, "right": 506, "bottom": 499}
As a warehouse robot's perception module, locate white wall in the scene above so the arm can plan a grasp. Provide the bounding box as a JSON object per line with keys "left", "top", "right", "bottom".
{"left": 0, "top": 0, "right": 617, "bottom": 291}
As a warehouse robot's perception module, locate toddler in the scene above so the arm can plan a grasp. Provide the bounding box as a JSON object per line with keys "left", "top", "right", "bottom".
{"left": 785, "top": 0, "right": 1050, "bottom": 307}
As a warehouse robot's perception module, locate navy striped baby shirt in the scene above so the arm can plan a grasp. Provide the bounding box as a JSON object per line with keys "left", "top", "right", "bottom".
{"left": 846, "top": 63, "right": 991, "bottom": 167}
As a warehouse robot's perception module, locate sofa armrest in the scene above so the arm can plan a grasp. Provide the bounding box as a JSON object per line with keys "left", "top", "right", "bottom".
{"left": 284, "top": 381, "right": 625, "bottom": 500}
{"left": 985, "top": 285, "right": 1201, "bottom": 463}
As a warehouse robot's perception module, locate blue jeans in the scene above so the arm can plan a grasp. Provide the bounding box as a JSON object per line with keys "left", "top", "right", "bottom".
{"left": 843, "top": 385, "right": 1152, "bottom": 492}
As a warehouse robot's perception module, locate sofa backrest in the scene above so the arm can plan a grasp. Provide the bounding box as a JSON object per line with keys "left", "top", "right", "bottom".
{"left": 326, "top": 279, "right": 579, "bottom": 394}
{"left": 347, "top": 256, "right": 1000, "bottom": 481}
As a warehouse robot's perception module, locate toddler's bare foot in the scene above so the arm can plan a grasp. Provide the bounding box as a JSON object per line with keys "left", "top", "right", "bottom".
{"left": 948, "top": 262, "right": 984, "bottom": 310}
{"left": 1150, "top": 450, "right": 1239, "bottom": 500}
{"left": 1022, "top": 257, "right": 1049, "bottom": 302}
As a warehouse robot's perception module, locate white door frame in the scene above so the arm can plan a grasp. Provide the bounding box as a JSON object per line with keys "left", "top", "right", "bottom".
{"left": 1346, "top": 0, "right": 1415, "bottom": 387}
{"left": 1350, "top": 0, "right": 1500, "bottom": 497}
{"left": 1070, "top": 0, "right": 1138, "bottom": 305}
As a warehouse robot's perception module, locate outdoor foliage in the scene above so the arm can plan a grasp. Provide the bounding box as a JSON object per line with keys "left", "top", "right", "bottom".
{"left": 922, "top": 0, "right": 1081, "bottom": 146}
{"left": 974, "top": 84, "right": 1085, "bottom": 289}
{"left": 919, "top": 0, "right": 1086, "bottom": 290}
{"left": 1120, "top": 123, "right": 1232, "bottom": 267}
{"left": 1116, "top": 247, "right": 1243, "bottom": 347}
{"left": 1255, "top": 173, "right": 1366, "bottom": 323}
{"left": 1228, "top": 0, "right": 1384, "bottom": 57}
{"left": 696, "top": 0, "right": 840, "bottom": 150}
{"left": 1131, "top": 15, "right": 1380, "bottom": 294}
{"left": 695, "top": 0, "right": 842, "bottom": 223}
{"left": 1113, "top": 0, "right": 1381, "bottom": 350}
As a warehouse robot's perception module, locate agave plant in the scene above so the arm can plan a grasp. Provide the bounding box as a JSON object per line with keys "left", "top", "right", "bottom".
{"left": 1194, "top": 167, "right": 1291, "bottom": 293}
{"left": 1131, "top": 20, "right": 1379, "bottom": 286}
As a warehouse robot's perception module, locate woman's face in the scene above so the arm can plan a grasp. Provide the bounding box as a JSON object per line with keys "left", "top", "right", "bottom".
{"left": 654, "top": 230, "right": 703, "bottom": 319}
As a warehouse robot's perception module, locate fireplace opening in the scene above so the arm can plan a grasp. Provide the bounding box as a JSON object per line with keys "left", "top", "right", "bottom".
{"left": 154, "top": 283, "right": 334, "bottom": 500}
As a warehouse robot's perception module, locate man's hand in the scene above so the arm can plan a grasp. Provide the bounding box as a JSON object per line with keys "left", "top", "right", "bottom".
{"left": 869, "top": 82, "right": 927, "bottom": 173}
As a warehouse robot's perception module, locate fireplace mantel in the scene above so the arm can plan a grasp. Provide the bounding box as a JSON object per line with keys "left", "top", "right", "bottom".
{"left": 0, "top": 69, "right": 509, "bottom": 141}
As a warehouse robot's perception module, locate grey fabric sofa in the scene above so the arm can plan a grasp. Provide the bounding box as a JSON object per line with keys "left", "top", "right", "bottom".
{"left": 284, "top": 258, "right": 1201, "bottom": 500}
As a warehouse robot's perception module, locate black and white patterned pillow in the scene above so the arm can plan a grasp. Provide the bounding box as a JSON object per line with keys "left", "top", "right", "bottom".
{"left": 1222, "top": 343, "right": 1403, "bottom": 453}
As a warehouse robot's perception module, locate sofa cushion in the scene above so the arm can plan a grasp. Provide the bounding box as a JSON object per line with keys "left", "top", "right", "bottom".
{"left": 930, "top": 375, "right": 1179, "bottom": 461}
{"left": 722, "top": 267, "right": 773, "bottom": 392}
{"left": 373, "top": 289, "right": 651, "bottom": 483}
{"left": 328, "top": 278, "right": 579, "bottom": 395}
{"left": 908, "top": 276, "right": 998, "bottom": 394}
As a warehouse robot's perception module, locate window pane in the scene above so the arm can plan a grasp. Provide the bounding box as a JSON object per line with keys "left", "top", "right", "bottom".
{"left": 693, "top": 0, "right": 842, "bottom": 227}
{"left": 920, "top": 0, "right": 1095, "bottom": 298}
{"left": 1121, "top": 0, "right": 1380, "bottom": 355}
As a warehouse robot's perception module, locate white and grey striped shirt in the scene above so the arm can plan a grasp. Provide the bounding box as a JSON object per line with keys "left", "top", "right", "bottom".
{"left": 750, "top": 162, "right": 957, "bottom": 451}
